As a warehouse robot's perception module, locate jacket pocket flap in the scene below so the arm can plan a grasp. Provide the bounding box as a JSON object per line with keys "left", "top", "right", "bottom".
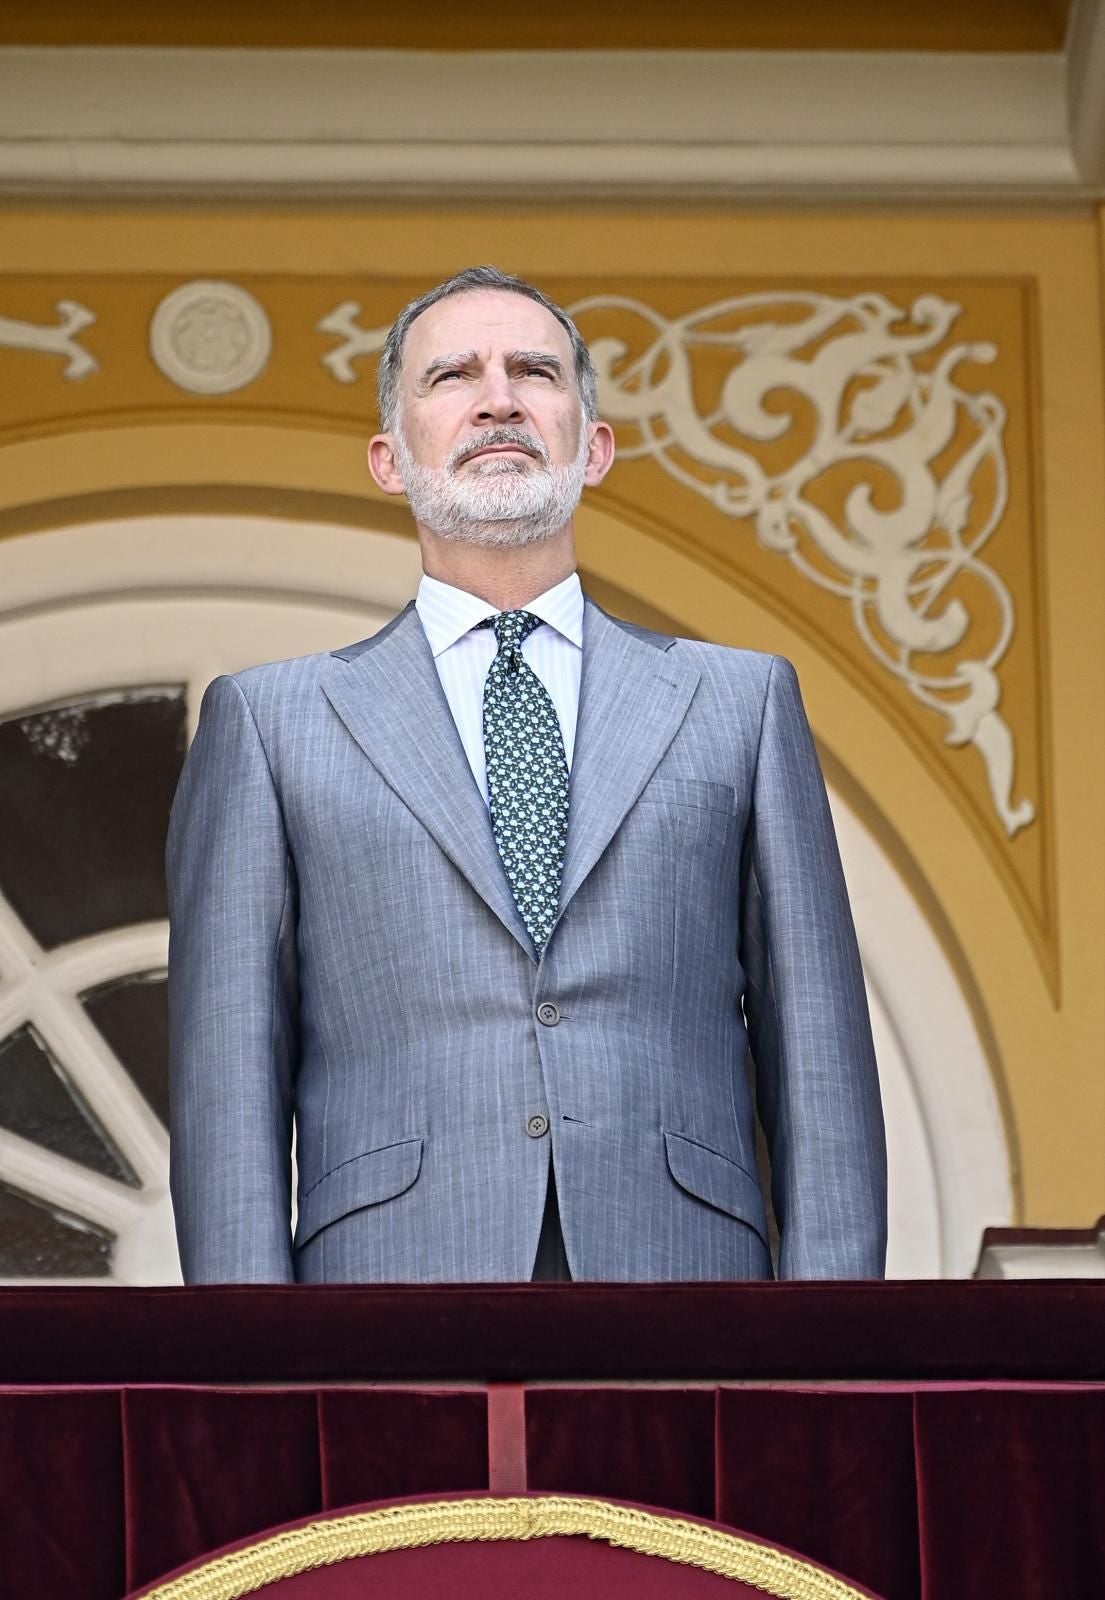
{"left": 664, "top": 1130, "right": 767, "bottom": 1243}
{"left": 638, "top": 777, "right": 737, "bottom": 814}
{"left": 294, "top": 1137, "right": 423, "bottom": 1249}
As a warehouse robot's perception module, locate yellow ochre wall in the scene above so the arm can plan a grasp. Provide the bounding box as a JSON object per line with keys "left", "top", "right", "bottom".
{"left": 0, "top": 207, "right": 1102, "bottom": 1229}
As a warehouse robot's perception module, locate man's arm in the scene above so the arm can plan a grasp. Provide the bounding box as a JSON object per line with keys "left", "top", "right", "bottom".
{"left": 166, "top": 673, "right": 298, "bottom": 1283}
{"left": 740, "top": 655, "right": 887, "bottom": 1279}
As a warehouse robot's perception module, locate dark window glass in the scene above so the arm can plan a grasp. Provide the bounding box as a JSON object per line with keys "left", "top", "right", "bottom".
{"left": 82, "top": 973, "right": 169, "bottom": 1128}
{"left": 0, "top": 1182, "right": 113, "bottom": 1276}
{"left": 0, "top": 689, "right": 186, "bottom": 948}
{"left": 0, "top": 1024, "right": 136, "bottom": 1185}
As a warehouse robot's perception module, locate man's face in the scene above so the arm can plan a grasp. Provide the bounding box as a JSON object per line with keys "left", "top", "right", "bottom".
{"left": 371, "top": 289, "right": 612, "bottom": 548}
{"left": 400, "top": 288, "right": 584, "bottom": 471}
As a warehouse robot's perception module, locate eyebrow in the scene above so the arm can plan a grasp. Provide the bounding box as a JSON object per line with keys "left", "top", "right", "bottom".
{"left": 417, "top": 350, "right": 479, "bottom": 389}
{"left": 416, "top": 349, "right": 566, "bottom": 390}
{"left": 508, "top": 350, "right": 565, "bottom": 377}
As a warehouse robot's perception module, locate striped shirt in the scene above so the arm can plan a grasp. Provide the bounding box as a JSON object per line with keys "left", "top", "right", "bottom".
{"left": 415, "top": 570, "right": 583, "bottom": 807}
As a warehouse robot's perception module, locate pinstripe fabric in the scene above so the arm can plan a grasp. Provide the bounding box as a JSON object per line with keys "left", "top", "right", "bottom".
{"left": 415, "top": 571, "right": 582, "bottom": 804}
{"left": 166, "top": 597, "right": 887, "bottom": 1286}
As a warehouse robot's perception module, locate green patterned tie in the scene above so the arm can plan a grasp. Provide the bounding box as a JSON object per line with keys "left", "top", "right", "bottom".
{"left": 481, "top": 610, "right": 569, "bottom": 953}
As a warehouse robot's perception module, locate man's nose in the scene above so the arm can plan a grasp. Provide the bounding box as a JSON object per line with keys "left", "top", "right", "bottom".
{"left": 472, "top": 368, "right": 526, "bottom": 425}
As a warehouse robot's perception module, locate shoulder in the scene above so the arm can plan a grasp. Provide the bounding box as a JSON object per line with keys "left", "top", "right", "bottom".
{"left": 227, "top": 650, "right": 332, "bottom": 695}
{"left": 592, "top": 600, "right": 789, "bottom": 690}
{"left": 679, "top": 643, "right": 805, "bottom": 738}
{"left": 679, "top": 637, "right": 789, "bottom": 687}
{"left": 195, "top": 645, "right": 344, "bottom": 741}
{"left": 218, "top": 600, "right": 418, "bottom": 701}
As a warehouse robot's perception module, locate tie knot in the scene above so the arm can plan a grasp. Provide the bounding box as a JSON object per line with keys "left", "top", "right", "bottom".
{"left": 483, "top": 609, "right": 543, "bottom": 654}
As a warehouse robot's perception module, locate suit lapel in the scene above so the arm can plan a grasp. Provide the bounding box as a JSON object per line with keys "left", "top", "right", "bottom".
{"left": 322, "top": 597, "right": 701, "bottom": 958}
{"left": 555, "top": 600, "right": 701, "bottom": 921}
{"left": 322, "top": 603, "right": 534, "bottom": 960}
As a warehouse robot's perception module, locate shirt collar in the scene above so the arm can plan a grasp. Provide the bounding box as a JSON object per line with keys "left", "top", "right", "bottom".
{"left": 416, "top": 571, "right": 584, "bottom": 659}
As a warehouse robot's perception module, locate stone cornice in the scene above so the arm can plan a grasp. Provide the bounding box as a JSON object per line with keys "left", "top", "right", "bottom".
{"left": 0, "top": 4, "right": 1101, "bottom": 203}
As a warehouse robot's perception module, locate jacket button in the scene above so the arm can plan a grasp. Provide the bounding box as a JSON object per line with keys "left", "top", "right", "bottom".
{"left": 536, "top": 1002, "right": 560, "bottom": 1026}
{"left": 526, "top": 1113, "right": 550, "bottom": 1139}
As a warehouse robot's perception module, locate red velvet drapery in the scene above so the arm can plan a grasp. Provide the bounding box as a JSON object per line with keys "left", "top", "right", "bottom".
{"left": 2, "top": 1284, "right": 1103, "bottom": 1600}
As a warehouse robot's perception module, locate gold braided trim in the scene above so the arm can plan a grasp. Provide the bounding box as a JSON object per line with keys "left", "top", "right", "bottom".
{"left": 135, "top": 1495, "right": 874, "bottom": 1600}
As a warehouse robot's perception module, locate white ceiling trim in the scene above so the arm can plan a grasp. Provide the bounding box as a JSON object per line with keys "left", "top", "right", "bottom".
{"left": 0, "top": 6, "right": 1101, "bottom": 203}
{"left": 1067, "top": 0, "right": 1105, "bottom": 188}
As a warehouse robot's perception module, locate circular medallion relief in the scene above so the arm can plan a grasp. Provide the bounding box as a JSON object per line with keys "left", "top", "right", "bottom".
{"left": 149, "top": 280, "right": 272, "bottom": 395}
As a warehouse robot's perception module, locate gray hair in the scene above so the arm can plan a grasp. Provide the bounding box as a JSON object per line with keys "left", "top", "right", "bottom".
{"left": 377, "top": 265, "right": 597, "bottom": 431}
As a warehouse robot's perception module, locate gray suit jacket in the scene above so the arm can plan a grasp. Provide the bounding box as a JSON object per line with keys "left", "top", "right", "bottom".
{"left": 167, "top": 597, "right": 887, "bottom": 1283}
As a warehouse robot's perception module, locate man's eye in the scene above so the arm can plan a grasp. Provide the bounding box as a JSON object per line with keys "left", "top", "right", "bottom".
{"left": 525, "top": 367, "right": 553, "bottom": 379}
{"left": 434, "top": 370, "right": 462, "bottom": 383}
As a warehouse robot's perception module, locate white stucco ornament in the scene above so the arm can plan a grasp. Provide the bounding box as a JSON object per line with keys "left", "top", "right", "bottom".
{"left": 149, "top": 280, "right": 272, "bottom": 395}
{"left": 571, "top": 289, "right": 1034, "bottom": 837}
{"left": 0, "top": 300, "right": 98, "bottom": 379}
{"left": 317, "top": 301, "right": 389, "bottom": 383}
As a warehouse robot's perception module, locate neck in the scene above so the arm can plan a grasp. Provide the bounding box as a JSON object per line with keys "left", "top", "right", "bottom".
{"left": 417, "top": 525, "right": 577, "bottom": 611}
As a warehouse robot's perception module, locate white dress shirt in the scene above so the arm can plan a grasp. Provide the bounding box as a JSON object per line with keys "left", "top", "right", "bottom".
{"left": 415, "top": 570, "right": 583, "bottom": 806}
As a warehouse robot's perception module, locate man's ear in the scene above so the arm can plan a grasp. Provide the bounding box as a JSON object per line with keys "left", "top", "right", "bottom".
{"left": 583, "top": 421, "right": 616, "bottom": 488}
{"left": 367, "top": 433, "right": 406, "bottom": 496}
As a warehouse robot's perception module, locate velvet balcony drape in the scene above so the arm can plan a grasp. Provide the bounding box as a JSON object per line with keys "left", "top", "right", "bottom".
{"left": 2, "top": 1284, "right": 1103, "bottom": 1600}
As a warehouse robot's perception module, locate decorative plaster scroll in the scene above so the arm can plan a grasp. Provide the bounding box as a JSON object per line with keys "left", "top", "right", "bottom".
{"left": 317, "top": 301, "right": 389, "bottom": 383}
{"left": 314, "top": 290, "right": 1033, "bottom": 836}
{"left": 0, "top": 301, "right": 97, "bottom": 379}
{"left": 570, "top": 290, "right": 1033, "bottom": 837}
{"left": 150, "top": 281, "right": 271, "bottom": 395}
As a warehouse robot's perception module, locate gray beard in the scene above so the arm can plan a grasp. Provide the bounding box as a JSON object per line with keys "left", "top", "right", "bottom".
{"left": 394, "top": 425, "right": 589, "bottom": 549}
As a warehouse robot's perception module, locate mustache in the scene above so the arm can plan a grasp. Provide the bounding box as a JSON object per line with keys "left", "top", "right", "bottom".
{"left": 449, "top": 428, "right": 550, "bottom": 472}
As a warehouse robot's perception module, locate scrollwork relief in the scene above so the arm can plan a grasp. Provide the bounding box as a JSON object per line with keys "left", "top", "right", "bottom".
{"left": 0, "top": 301, "right": 97, "bottom": 379}
{"left": 317, "top": 302, "right": 389, "bottom": 383}
{"left": 569, "top": 290, "right": 1033, "bottom": 837}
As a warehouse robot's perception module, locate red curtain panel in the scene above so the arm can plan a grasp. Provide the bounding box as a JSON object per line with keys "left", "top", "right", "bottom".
{"left": 3, "top": 1382, "right": 1104, "bottom": 1599}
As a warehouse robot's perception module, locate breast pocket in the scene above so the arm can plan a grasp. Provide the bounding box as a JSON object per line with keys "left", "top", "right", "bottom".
{"left": 631, "top": 777, "right": 741, "bottom": 869}
{"left": 636, "top": 776, "right": 737, "bottom": 817}
{"left": 629, "top": 775, "right": 743, "bottom": 1003}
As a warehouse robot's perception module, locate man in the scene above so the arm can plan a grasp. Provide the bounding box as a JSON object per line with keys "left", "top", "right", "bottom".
{"left": 167, "top": 265, "right": 887, "bottom": 1284}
